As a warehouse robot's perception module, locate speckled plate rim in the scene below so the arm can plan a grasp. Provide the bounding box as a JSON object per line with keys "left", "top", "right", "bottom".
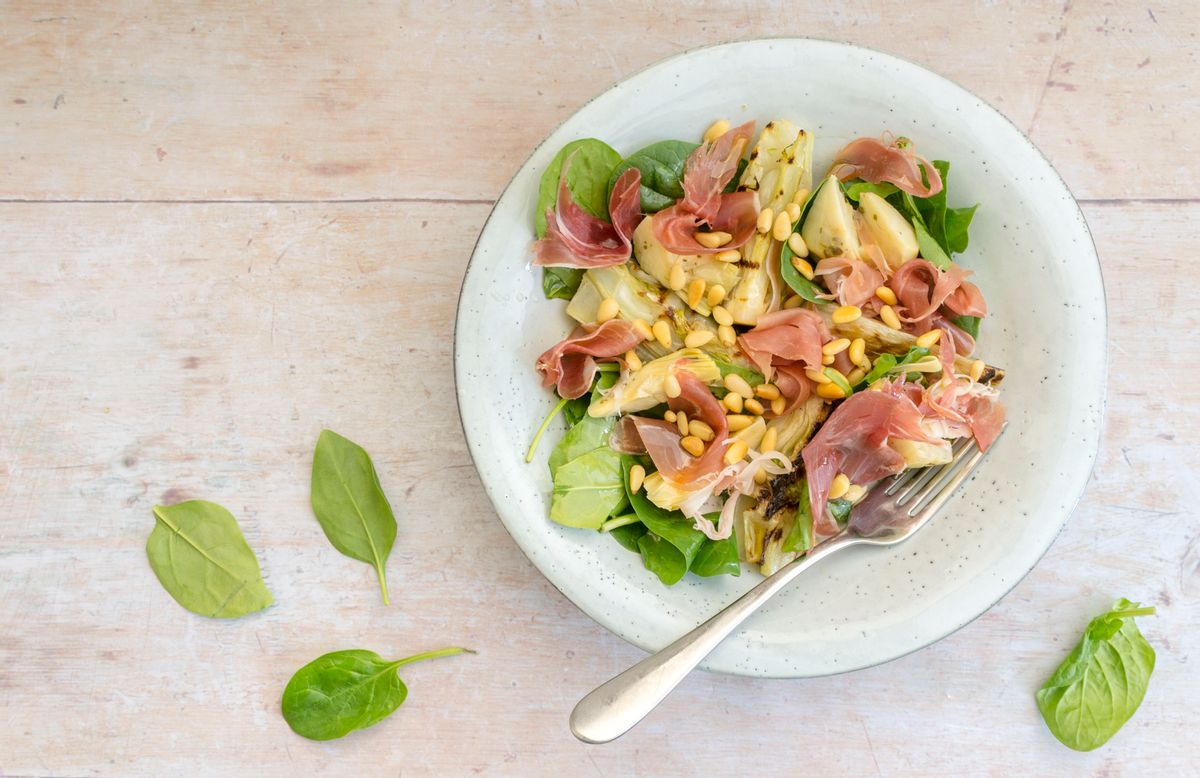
{"left": 454, "top": 37, "right": 1106, "bottom": 678}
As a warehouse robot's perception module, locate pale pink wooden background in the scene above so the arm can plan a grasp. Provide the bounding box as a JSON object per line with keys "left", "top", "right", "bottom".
{"left": 1, "top": 2, "right": 1196, "bottom": 776}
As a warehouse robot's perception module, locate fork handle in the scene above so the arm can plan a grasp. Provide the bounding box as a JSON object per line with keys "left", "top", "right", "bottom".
{"left": 570, "top": 534, "right": 858, "bottom": 744}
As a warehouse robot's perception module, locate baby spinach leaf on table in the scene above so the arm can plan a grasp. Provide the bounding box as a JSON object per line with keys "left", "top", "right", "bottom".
{"left": 535, "top": 138, "right": 623, "bottom": 238}
{"left": 542, "top": 267, "right": 584, "bottom": 301}
{"left": 781, "top": 178, "right": 831, "bottom": 303}
{"left": 1036, "top": 599, "right": 1156, "bottom": 752}
{"left": 608, "top": 140, "right": 697, "bottom": 213}
{"left": 146, "top": 500, "right": 273, "bottom": 619}
{"left": 311, "top": 429, "right": 397, "bottom": 605}
{"left": 282, "top": 647, "right": 472, "bottom": 741}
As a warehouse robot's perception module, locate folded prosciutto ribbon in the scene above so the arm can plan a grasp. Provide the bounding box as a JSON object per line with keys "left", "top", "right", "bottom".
{"left": 651, "top": 121, "right": 760, "bottom": 255}
{"left": 889, "top": 258, "right": 987, "bottom": 354}
{"left": 737, "top": 308, "right": 831, "bottom": 404}
{"left": 534, "top": 320, "right": 642, "bottom": 400}
{"left": 829, "top": 135, "right": 943, "bottom": 198}
{"left": 532, "top": 162, "right": 643, "bottom": 269}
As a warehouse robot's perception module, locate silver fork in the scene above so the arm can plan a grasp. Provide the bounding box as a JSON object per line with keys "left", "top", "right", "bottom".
{"left": 570, "top": 432, "right": 1000, "bottom": 744}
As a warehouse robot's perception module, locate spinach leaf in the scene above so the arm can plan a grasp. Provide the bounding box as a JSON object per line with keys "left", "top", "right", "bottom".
{"left": 619, "top": 456, "right": 738, "bottom": 584}
{"left": 843, "top": 180, "right": 898, "bottom": 202}
{"left": 953, "top": 315, "right": 981, "bottom": 340}
{"left": 536, "top": 138, "right": 622, "bottom": 238}
{"left": 542, "top": 267, "right": 583, "bottom": 301}
{"left": 781, "top": 178, "right": 831, "bottom": 303}
{"left": 311, "top": 430, "right": 397, "bottom": 605}
{"left": 828, "top": 498, "right": 853, "bottom": 526}
{"left": 1036, "top": 599, "right": 1156, "bottom": 752}
{"left": 548, "top": 412, "right": 614, "bottom": 477}
{"left": 782, "top": 480, "right": 814, "bottom": 554}
{"left": 146, "top": 500, "right": 273, "bottom": 619}
{"left": 898, "top": 192, "right": 952, "bottom": 270}
{"left": 282, "top": 647, "right": 472, "bottom": 741}
{"left": 609, "top": 140, "right": 697, "bottom": 213}
{"left": 550, "top": 447, "right": 625, "bottom": 529}
{"left": 944, "top": 203, "right": 978, "bottom": 255}
{"left": 608, "top": 521, "right": 648, "bottom": 553}
{"left": 855, "top": 346, "right": 930, "bottom": 389}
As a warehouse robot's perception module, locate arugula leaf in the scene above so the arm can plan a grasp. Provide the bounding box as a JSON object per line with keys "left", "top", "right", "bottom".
{"left": 311, "top": 430, "right": 398, "bottom": 605}
{"left": 953, "top": 315, "right": 981, "bottom": 340}
{"left": 282, "top": 647, "right": 472, "bottom": 741}
{"left": 146, "top": 500, "right": 273, "bottom": 619}
{"left": 780, "top": 478, "right": 818, "bottom": 555}
{"left": 608, "top": 140, "right": 697, "bottom": 213}
{"left": 536, "top": 138, "right": 622, "bottom": 238}
{"left": 542, "top": 267, "right": 583, "bottom": 301}
{"left": 855, "top": 346, "right": 930, "bottom": 389}
{"left": 1036, "top": 599, "right": 1156, "bottom": 752}
{"left": 780, "top": 178, "right": 831, "bottom": 303}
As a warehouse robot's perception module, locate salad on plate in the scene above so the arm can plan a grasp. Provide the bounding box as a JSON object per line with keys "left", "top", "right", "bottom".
{"left": 525, "top": 118, "right": 1005, "bottom": 585}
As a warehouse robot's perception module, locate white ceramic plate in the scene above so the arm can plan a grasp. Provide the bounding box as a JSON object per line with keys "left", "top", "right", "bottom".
{"left": 455, "top": 39, "right": 1104, "bottom": 677}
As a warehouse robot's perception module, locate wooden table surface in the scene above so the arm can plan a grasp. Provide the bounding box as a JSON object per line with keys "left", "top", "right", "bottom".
{"left": 2, "top": 3, "right": 1196, "bottom": 776}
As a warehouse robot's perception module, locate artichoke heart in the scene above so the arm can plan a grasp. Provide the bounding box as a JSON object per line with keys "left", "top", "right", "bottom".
{"left": 726, "top": 120, "right": 813, "bottom": 326}
{"left": 631, "top": 218, "right": 741, "bottom": 316}
{"left": 801, "top": 174, "right": 861, "bottom": 260}
{"left": 642, "top": 471, "right": 693, "bottom": 513}
{"left": 565, "top": 263, "right": 667, "bottom": 327}
{"left": 587, "top": 348, "right": 720, "bottom": 417}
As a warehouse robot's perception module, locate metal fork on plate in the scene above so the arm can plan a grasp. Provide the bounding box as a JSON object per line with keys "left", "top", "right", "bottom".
{"left": 570, "top": 431, "right": 1001, "bottom": 744}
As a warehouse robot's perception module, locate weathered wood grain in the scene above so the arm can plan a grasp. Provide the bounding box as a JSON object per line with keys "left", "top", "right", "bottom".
{"left": 1, "top": 1, "right": 1192, "bottom": 202}
{"left": 1, "top": 1, "right": 1197, "bottom": 775}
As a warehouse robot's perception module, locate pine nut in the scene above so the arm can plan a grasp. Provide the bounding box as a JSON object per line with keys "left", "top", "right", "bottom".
{"left": 805, "top": 367, "right": 831, "bottom": 384}
{"left": 790, "top": 255, "right": 814, "bottom": 280}
{"left": 783, "top": 294, "right": 803, "bottom": 309}
{"left": 676, "top": 410, "right": 689, "bottom": 437}
{"left": 916, "top": 329, "right": 941, "bottom": 348}
{"left": 680, "top": 435, "right": 706, "bottom": 457}
{"left": 695, "top": 230, "right": 732, "bottom": 249}
{"left": 791, "top": 187, "right": 810, "bottom": 205}
{"left": 625, "top": 350, "right": 642, "bottom": 371}
{"left": 629, "top": 464, "right": 646, "bottom": 494}
{"left": 787, "top": 232, "right": 810, "bottom": 259}
{"left": 715, "top": 249, "right": 741, "bottom": 263}
{"left": 652, "top": 319, "right": 672, "bottom": 348}
{"left": 844, "top": 484, "right": 867, "bottom": 504}
{"left": 757, "top": 207, "right": 775, "bottom": 234}
{"left": 724, "top": 373, "right": 754, "bottom": 399}
{"left": 822, "top": 354, "right": 835, "bottom": 366}
{"left": 684, "top": 329, "right": 714, "bottom": 348}
{"left": 785, "top": 202, "right": 801, "bottom": 221}
{"left": 689, "top": 419, "right": 715, "bottom": 442}
{"left": 664, "top": 410, "right": 677, "bottom": 423}
{"left": 771, "top": 396, "right": 787, "bottom": 415}
{"left": 744, "top": 398, "right": 765, "bottom": 416}
{"left": 703, "top": 119, "right": 731, "bottom": 144}
{"left": 848, "top": 337, "right": 866, "bottom": 366}
{"left": 828, "top": 473, "right": 851, "bottom": 500}
{"left": 832, "top": 305, "right": 862, "bottom": 324}
{"left": 687, "top": 278, "right": 706, "bottom": 309}
{"left": 822, "top": 338, "right": 851, "bottom": 356}
{"left": 754, "top": 383, "right": 781, "bottom": 400}
{"left": 816, "top": 382, "right": 846, "bottom": 400}
{"left": 760, "top": 427, "right": 778, "bottom": 453}
{"left": 667, "top": 261, "right": 686, "bottom": 291}
{"left": 724, "top": 439, "right": 749, "bottom": 465}
{"left": 632, "top": 318, "right": 653, "bottom": 341}
{"left": 726, "top": 414, "right": 753, "bottom": 432}
{"left": 879, "top": 304, "right": 902, "bottom": 330}
{"left": 712, "top": 305, "right": 733, "bottom": 327}
{"left": 718, "top": 324, "right": 737, "bottom": 346}
{"left": 723, "top": 391, "right": 744, "bottom": 413}
{"left": 596, "top": 297, "right": 619, "bottom": 323}
{"left": 707, "top": 284, "right": 727, "bottom": 306}
{"left": 846, "top": 366, "right": 866, "bottom": 385}
{"left": 754, "top": 468, "right": 769, "bottom": 485}
{"left": 970, "top": 359, "right": 986, "bottom": 383}
{"left": 664, "top": 372, "right": 682, "bottom": 398}
{"left": 772, "top": 210, "right": 792, "bottom": 242}
{"left": 875, "top": 285, "right": 898, "bottom": 305}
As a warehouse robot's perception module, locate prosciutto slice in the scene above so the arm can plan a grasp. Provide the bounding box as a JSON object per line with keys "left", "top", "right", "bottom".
{"left": 737, "top": 308, "right": 830, "bottom": 403}
{"left": 534, "top": 320, "right": 641, "bottom": 399}
{"left": 829, "top": 136, "right": 943, "bottom": 198}
{"left": 532, "top": 165, "right": 643, "bottom": 268}
{"left": 890, "top": 258, "right": 987, "bottom": 322}
{"left": 814, "top": 256, "right": 885, "bottom": 308}
{"left": 652, "top": 121, "right": 760, "bottom": 255}
{"left": 801, "top": 391, "right": 938, "bottom": 535}
{"left": 630, "top": 369, "right": 729, "bottom": 489}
